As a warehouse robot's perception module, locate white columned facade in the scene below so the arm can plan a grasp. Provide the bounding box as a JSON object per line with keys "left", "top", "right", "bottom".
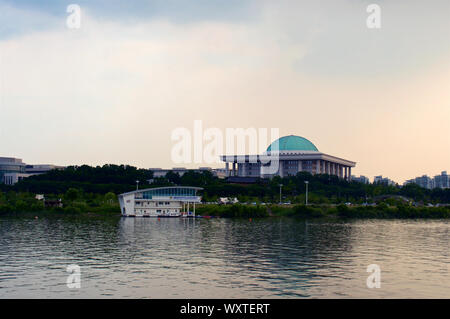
{"left": 279, "top": 160, "right": 284, "bottom": 178}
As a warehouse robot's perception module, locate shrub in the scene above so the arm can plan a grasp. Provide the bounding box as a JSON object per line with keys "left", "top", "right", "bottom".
{"left": 294, "top": 205, "right": 326, "bottom": 218}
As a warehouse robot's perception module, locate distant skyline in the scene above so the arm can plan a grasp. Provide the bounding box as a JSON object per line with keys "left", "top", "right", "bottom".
{"left": 1, "top": 1, "right": 449, "bottom": 184}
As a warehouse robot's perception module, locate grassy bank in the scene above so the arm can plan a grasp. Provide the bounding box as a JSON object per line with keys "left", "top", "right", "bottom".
{"left": 195, "top": 204, "right": 268, "bottom": 218}
{"left": 1, "top": 188, "right": 448, "bottom": 219}
{"left": 0, "top": 189, "right": 121, "bottom": 217}
{"left": 196, "top": 203, "right": 450, "bottom": 219}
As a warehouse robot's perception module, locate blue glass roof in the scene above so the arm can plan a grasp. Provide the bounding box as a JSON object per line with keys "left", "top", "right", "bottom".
{"left": 120, "top": 186, "right": 203, "bottom": 197}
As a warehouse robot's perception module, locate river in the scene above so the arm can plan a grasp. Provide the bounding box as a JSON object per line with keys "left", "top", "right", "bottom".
{"left": 0, "top": 216, "right": 448, "bottom": 298}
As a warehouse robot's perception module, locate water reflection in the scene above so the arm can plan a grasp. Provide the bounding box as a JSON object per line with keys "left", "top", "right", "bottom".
{"left": 0, "top": 217, "right": 448, "bottom": 298}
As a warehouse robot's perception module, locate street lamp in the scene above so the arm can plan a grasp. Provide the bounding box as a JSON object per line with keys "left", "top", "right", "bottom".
{"left": 279, "top": 184, "right": 283, "bottom": 204}
{"left": 136, "top": 180, "right": 140, "bottom": 191}
{"left": 304, "top": 181, "right": 309, "bottom": 205}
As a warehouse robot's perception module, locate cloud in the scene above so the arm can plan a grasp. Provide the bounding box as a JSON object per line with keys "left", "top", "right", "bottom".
{"left": 0, "top": 0, "right": 257, "bottom": 28}
{"left": 258, "top": 0, "right": 450, "bottom": 77}
{"left": 0, "top": 1, "right": 449, "bottom": 183}
{"left": 0, "top": 2, "right": 61, "bottom": 38}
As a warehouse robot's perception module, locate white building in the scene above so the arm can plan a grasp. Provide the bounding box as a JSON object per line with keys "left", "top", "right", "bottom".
{"left": 220, "top": 135, "right": 356, "bottom": 180}
{"left": 118, "top": 186, "right": 203, "bottom": 217}
{"left": 0, "top": 157, "right": 27, "bottom": 185}
{"left": 1, "top": 157, "right": 65, "bottom": 185}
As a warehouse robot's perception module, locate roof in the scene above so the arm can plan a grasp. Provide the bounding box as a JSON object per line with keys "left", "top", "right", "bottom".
{"left": 119, "top": 186, "right": 203, "bottom": 197}
{"left": 266, "top": 135, "right": 319, "bottom": 152}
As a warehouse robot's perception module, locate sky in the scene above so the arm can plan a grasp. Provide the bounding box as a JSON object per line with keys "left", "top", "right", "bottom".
{"left": 0, "top": 0, "right": 449, "bottom": 184}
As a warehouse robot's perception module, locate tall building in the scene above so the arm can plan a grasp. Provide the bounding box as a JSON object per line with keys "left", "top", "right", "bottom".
{"left": 374, "top": 175, "right": 396, "bottom": 186}
{"left": 220, "top": 135, "right": 356, "bottom": 180}
{"left": 433, "top": 171, "right": 449, "bottom": 189}
{"left": 351, "top": 175, "right": 370, "bottom": 184}
{"left": 404, "top": 171, "right": 449, "bottom": 189}
{"left": 409, "top": 175, "right": 434, "bottom": 189}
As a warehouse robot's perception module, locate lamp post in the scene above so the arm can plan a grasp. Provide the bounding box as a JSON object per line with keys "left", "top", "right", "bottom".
{"left": 136, "top": 180, "right": 140, "bottom": 191}
{"left": 279, "top": 184, "right": 283, "bottom": 204}
{"left": 304, "top": 181, "right": 309, "bottom": 205}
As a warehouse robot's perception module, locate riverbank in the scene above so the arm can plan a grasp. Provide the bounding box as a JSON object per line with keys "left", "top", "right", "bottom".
{"left": 1, "top": 197, "right": 449, "bottom": 219}
{"left": 195, "top": 204, "right": 450, "bottom": 219}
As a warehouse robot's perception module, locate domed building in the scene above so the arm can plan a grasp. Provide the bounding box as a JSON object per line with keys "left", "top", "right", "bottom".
{"left": 220, "top": 135, "right": 356, "bottom": 180}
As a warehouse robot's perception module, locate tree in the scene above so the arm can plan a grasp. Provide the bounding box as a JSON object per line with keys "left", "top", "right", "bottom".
{"left": 104, "top": 192, "right": 116, "bottom": 205}
{"left": 65, "top": 188, "right": 79, "bottom": 202}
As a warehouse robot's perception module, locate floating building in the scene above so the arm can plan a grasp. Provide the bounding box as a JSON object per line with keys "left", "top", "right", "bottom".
{"left": 220, "top": 135, "right": 356, "bottom": 180}
{"left": 118, "top": 186, "right": 203, "bottom": 217}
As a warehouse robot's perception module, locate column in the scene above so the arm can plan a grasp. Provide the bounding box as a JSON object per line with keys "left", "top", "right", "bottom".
{"left": 232, "top": 162, "right": 236, "bottom": 176}
{"left": 344, "top": 166, "right": 347, "bottom": 180}
{"left": 225, "top": 162, "right": 230, "bottom": 177}
{"left": 327, "top": 161, "right": 330, "bottom": 175}
{"left": 348, "top": 167, "right": 352, "bottom": 181}
{"left": 279, "top": 160, "right": 284, "bottom": 178}
{"left": 316, "top": 160, "right": 320, "bottom": 175}
{"left": 242, "top": 163, "right": 247, "bottom": 177}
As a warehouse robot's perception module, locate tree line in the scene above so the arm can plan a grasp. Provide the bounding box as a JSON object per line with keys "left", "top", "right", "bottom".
{"left": 1, "top": 164, "right": 449, "bottom": 204}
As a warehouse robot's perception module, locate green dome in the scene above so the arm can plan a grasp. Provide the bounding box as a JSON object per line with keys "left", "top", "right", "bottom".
{"left": 266, "top": 135, "right": 318, "bottom": 152}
